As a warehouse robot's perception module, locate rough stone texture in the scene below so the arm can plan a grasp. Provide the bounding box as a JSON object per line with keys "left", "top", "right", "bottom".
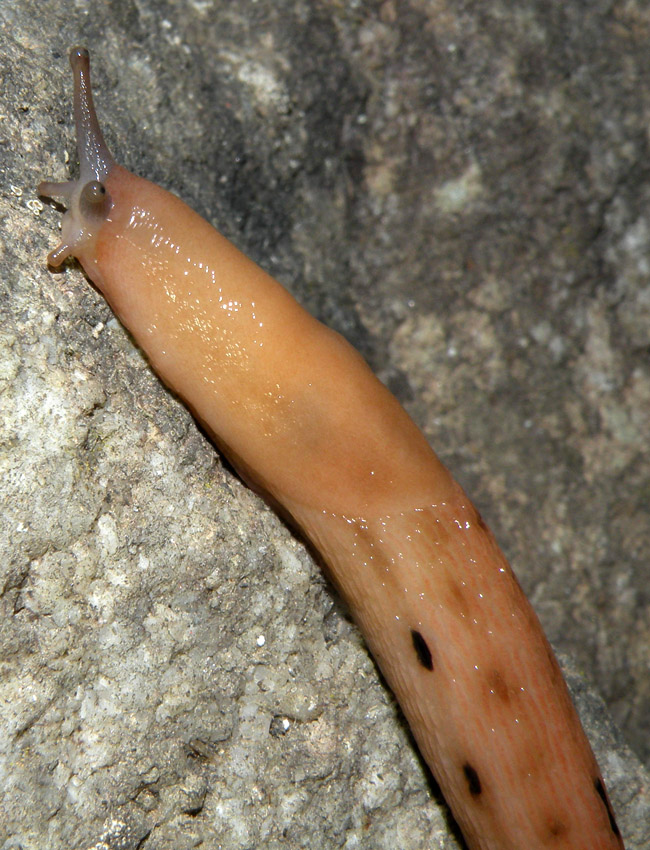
{"left": 1, "top": 1, "right": 649, "bottom": 849}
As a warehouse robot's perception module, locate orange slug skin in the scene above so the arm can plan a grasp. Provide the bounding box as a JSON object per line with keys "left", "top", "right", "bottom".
{"left": 39, "top": 49, "right": 625, "bottom": 850}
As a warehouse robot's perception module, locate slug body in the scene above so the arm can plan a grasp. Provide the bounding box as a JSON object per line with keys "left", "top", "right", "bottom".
{"left": 39, "top": 49, "right": 625, "bottom": 850}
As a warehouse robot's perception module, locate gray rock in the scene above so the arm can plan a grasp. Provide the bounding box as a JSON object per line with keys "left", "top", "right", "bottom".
{"left": 1, "top": 1, "right": 648, "bottom": 848}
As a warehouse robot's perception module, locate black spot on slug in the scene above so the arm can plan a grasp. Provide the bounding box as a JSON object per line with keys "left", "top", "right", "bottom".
{"left": 463, "top": 762, "right": 482, "bottom": 797}
{"left": 411, "top": 629, "right": 433, "bottom": 670}
{"left": 548, "top": 818, "right": 567, "bottom": 837}
{"left": 487, "top": 668, "right": 510, "bottom": 703}
{"left": 448, "top": 579, "right": 470, "bottom": 619}
{"left": 594, "top": 777, "right": 621, "bottom": 838}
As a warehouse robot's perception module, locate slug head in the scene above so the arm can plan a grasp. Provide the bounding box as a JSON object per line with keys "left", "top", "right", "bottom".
{"left": 38, "top": 46, "right": 116, "bottom": 267}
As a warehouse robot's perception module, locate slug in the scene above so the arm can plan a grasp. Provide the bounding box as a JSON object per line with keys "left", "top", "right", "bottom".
{"left": 38, "top": 47, "right": 625, "bottom": 850}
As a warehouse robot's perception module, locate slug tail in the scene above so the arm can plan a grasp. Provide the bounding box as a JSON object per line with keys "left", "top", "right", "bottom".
{"left": 299, "top": 499, "right": 626, "bottom": 850}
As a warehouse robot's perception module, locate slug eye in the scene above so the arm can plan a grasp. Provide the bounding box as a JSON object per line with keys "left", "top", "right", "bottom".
{"left": 79, "top": 180, "right": 111, "bottom": 221}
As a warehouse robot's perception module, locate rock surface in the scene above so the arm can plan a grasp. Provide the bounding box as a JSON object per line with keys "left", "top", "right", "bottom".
{"left": 1, "top": 1, "right": 649, "bottom": 848}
